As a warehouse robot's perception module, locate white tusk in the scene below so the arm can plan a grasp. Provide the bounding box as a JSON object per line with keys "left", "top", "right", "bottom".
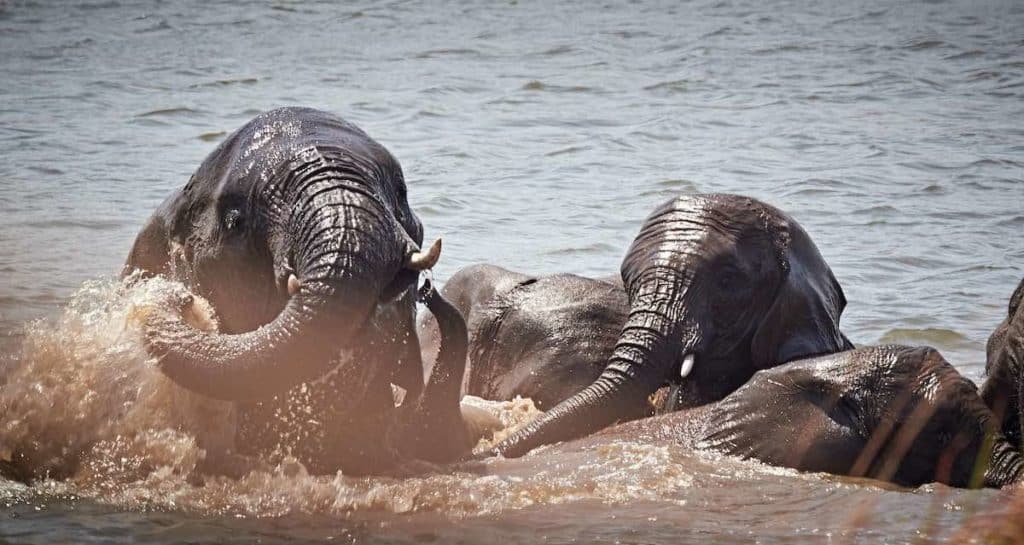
{"left": 406, "top": 237, "right": 442, "bottom": 271}
{"left": 287, "top": 274, "right": 301, "bottom": 296}
{"left": 680, "top": 353, "right": 696, "bottom": 378}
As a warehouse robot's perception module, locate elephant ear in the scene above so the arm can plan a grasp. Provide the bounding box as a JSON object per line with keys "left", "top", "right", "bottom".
{"left": 750, "top": 223, "right": 852, "bottom": 369}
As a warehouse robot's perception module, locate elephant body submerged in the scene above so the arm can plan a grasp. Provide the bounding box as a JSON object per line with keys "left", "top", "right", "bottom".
{"left": 476, "top": 194, "right": 855, "bottom": 457}
{"left": 598, "top": 345, "right": 1023, "bottom": 488}
{"left": 419, "top": 265, "right": 628, "bottom": 411}
{"left": 124, "top": 108, "right": 469, "bottom": 475}
{"left": 465, "top": 271, "right": 1024, "bottom": 488}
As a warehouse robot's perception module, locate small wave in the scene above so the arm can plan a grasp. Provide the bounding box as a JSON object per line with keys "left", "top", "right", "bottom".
{"left": 700, "top": 26, "right": 733, "bottom": 39}
{"left": 198, "top": 131, "right": 226, "bottom": 142}
{"left": 943, "top": 49, "right": 985, "bottom": 61}
{"left": 851, "top": 204, "right": 899, "bottom": 216}
{"left": 521, "top": 80, "right": 597, "bottom": 94}
{"left": 900, "top": 38, "right": 948, "bottom": 51}
{"left": 750, "top": 44, "right": 814, "bottom": 56}
{"left": 134, "top": 107, "right": 204, "bottom": 119}
{"left": 642, "top": 79, "right": 691, "bottom": 95}
{"left": 414, "top": 48, "right": 483, "bottom": 59}
{"left": 134, "top": 19, "right": 172, "bottom": 34}
{"left": 543, "top": 242, "right": 620, "bottom": 256}
{"left": 534, "top": 44, "right": 575, "bottom": 57}
{"left": 876, "top": 328, "right": 970, "bottom": 347}
{"left": 187, "top": 78, "right": 258, "bottom": 89}
{"left": 544, "top": 145, "right": 590, "bottom": 157}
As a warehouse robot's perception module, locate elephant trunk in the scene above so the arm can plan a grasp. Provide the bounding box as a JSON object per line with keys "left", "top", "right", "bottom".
{"left": 494, "top": 293, "right": 690, "bottom": 458}
{"left": 985, "top": 432, "right": 1024, "bottom": 487}
{"left": 417, "top": 279, "right": 468, "bottom": 414}
{"left": 396, "top": 280, "right": 471, "bottom": 463}
{"left": 149, "top": 172, "right": 411, "bottom": 402}
{"left": 980, "top": 340, "right": 1023, "bottom": 448}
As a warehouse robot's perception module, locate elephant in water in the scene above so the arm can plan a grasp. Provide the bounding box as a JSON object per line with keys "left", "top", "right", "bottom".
{"left": 457, "top": 272, "right": 1024, "bottom": 488}
{"left": 418, "top": 265, "right": 628, "bottom": 411}
{"left": 478, "top": 194, "right": 855, "bottom": 458}
{"left": 605, "top": 278, "right": 1024, "bottom": 489}
{"left": 123, "top": 107, "right": 472, "bottom": 475}
{"left": 598, "top": 345, "right": 1023, "bottom": 488}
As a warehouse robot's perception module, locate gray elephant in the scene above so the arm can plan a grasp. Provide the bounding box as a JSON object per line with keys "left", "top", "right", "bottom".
{"left": 478, "top": 193, "right": 855, "bottom": 458}
{"left": 601, "top": 279, "right": 1024, "bottom": 489}
{"left": 418, "top": 265, "right": 628, "bottom": 411}
{"left": 594, "top": 344, "right": 1022, "bottom": 488}
{"left": 123, "top": 107, "right": 470, "bottom": 475}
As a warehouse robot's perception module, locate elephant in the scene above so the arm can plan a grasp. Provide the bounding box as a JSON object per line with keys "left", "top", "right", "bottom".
{"left": 980, "top": 277, "right": 1024, "bottom": 449}
{"left": 123, "top": 107, "right": 471, "bottom": 475}
{"left": 591, "top": 344, "right": 1023, "bottom": 489}
{"left": 418, "top": 264, "right": 628, "bottom": 411}
{"left": 491, "top": 193, "right": 855, "bottom": 458}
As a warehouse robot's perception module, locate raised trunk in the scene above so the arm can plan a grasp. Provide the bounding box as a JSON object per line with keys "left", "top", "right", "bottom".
{"left": 494, "top": 298, "right": 684, "bottom": 458}
{"left": 149, "top": 170, "right": 404, "bottom": 401}
{"left": 418, "top": 281, "right": 469, "bottom": 414}
{"left": 396, "top": 280, "right": 471, "bottom": 463}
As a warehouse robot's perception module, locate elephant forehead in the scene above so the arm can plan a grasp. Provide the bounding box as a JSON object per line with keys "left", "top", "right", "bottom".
{"left": 189, "top": 108, "right": 391, "bottom": 196}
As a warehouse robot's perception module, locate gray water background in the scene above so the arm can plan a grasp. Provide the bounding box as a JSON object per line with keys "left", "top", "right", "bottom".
{"left": 1, "top": 0, "right": 1022, "bottom": 543}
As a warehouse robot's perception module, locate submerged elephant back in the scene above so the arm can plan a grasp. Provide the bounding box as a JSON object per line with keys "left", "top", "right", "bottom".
{"left": 468, "top": 274, "right": 628, "bottom": 409}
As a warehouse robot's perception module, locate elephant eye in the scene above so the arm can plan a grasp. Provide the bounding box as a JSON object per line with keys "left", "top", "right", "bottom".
{"left": 716, "top": 267, "right": 750, "bottom": 293}
{"left": 223, "top": 209, "right": 244, "bottom": 232}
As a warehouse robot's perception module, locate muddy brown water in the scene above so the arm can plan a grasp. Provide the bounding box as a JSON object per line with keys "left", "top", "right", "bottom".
{"left": 1, "top": 0, "right": 1023, "bottom": 543}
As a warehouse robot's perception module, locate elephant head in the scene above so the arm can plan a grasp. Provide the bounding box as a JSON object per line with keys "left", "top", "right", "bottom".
{"left": 981, "top": 277, "right": 1024, "bottom": 447}
{"left": 494, "top": 193, "right": 853, "bottom": 457}
{"left": 698, "top": 345, "right": 1022, "bottom": 488}
{"left": 126, "top": 108, "right": 442, "bottom": 403}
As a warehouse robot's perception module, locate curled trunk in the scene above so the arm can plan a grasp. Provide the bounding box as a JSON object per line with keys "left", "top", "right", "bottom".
{"left": 148, "top": 176, "right": 404, "bottom": 402}
{"left": 395, "top": 280, "right": 471, "bottom": 463}
{"left": 494, "top": 301, "right": 681, "bottom": 458}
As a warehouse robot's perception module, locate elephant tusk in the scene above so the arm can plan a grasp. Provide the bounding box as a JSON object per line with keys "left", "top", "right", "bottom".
{"left": 680, "top": 353, "right": 695, "bottom": 378}
{"left": 406, "top": 238, "right": 442, "bottom": 271}
{"left": 287, "top": 274, "right": 301, "bottom": 296}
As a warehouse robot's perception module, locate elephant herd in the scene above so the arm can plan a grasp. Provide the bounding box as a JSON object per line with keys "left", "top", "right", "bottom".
{"left": 8, "top": 107, "right": 1021, "bottom": 490}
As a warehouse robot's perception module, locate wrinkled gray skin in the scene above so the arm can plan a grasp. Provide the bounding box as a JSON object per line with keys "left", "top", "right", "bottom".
{"left": 123, "top": 108, "right": 469, "bottom": 475}
{"left": 418, "top": 264, "right": 628, "bottom": 411}
{"left": 594, "top": 345, "right": 1023, "bottom": 489}
{"left": 981, "top": 277, "right": 1024, "bottom": 449}
{"left": 493, "top": 194, "right": 855, "bottom": 458}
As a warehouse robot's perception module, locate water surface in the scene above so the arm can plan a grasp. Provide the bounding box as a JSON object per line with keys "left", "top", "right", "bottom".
{"left": 1, "top": 0, "right": 1023, "bottom": 543}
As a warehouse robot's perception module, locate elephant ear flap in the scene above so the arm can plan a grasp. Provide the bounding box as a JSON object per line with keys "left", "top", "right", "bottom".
{"left": 750, "top": 226, "right": 852, "bottom": 370}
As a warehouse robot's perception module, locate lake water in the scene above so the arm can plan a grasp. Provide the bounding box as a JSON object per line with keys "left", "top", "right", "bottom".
{"left": 1, "top": 0, "right": 1022, "bottom": 543}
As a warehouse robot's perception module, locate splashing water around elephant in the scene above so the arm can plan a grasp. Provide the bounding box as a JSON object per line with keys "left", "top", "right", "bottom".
{"left": 1, "top": 276, "right": 1023, "bottom": 542}
{"left": 0, "top": 277, "right": 700, "bottom": 517}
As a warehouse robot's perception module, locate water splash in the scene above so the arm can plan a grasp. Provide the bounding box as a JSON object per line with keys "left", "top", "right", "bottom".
{"left": 0, "top": 277, "right": 710, "bottom": 517}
